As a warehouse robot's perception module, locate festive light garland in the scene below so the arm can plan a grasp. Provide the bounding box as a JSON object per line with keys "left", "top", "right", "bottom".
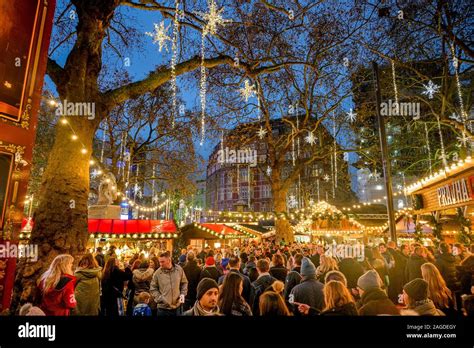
{"left": 170, "top": 0, "right": 180, "bottom": 128}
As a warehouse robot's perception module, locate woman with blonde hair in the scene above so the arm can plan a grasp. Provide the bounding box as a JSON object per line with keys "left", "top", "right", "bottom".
{"left": 38, "top": 254, "right": 77, "bottom": 316}
{"left": 320, "top": 280, "right": 358, "bottom": 316}
{"left": 259, "top": 291, "right": 291, "bottom": 316}
{"left": 74, "top": 253, "right": 102, "bottom": 315}
{"left": 421, "top": 262, "right": 457, "bottom": 316}
{"left": 316, "top": 255, "right": 338, "bottom": 283}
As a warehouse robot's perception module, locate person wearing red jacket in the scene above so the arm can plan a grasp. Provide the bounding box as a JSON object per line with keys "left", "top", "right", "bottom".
{"left": 38, "top": 254, "right": 77, "bottom": 316}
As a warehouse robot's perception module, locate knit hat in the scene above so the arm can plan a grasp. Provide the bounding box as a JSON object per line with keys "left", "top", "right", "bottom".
{"left": 357, "top": 270, "right": 382, "bottom": 291}
{"left": 403, "top": 278, "right": 428, "bottom": 301}
{"left": 300, "top": 257, "right": 316, "bottom": 277}
{"left": 196, "top": 278, "right": 219, "bottom": 300}
{"left": 179, "top": 254, "right": 187, "bottom": 263}
{"left": 205, "top": 256, "right": 215, "bottom": 266}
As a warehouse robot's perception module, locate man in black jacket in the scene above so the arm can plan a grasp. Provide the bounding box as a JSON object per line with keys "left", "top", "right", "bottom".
{"left": 183, "top": 251, "right": 202, "bottom": 310}
{"left": 436, "top": 242, "right": 460, "bottom": 291}
{"left": 218, "top": 256, "right": 251, "bottom": 303}
{"left": 405, "top": 246, "right": 426, "bottom": 282}
{"left": 387, "top": 243, "right": 409, "bottom": 303}
{"left": 250, "top": 259, "right": 276, "bottom": 315}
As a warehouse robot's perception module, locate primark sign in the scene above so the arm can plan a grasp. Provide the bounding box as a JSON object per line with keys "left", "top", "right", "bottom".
{"left": 437, "top": 177, "right": 472, "bottom": 207}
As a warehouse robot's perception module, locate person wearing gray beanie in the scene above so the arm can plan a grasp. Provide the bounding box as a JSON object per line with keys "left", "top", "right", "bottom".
{"left": 357, "top": 270, "right": 399, "bottom": 316}
{"left": 357, "top": 270, "right": 382, "bottom": 292}
{"left": 289, "top": 257, "right": 324, "bottom": 312}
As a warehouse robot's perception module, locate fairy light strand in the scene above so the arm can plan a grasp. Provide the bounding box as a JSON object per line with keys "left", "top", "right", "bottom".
{"left": 424, "top": 123, "right": 433, "bottom": 175}
{"left": 170, "top": 0, "right": 180, "bottom": 128}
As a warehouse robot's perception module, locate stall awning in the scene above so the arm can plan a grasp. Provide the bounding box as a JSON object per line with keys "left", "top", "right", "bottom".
{"left": 88, "top": 219, "right": 178, "bottom": 239}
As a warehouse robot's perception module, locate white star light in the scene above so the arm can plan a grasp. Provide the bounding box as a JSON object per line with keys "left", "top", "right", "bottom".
{"left": 146, "top": 22, "right": 172, "bottom": 52}
{"left": 304, "top": 131, "right": 316, "bottom": 145}
{"left": 152, "top": 195, "right": 159, "bottom": 204}
{"left": 449, "top": 113, "right": 463, "bottom": 123}
{"left": 323, "top": 174, "right": 330, "bottom": 182}
{"left": 457, "top": 133, "right": 471, "bottom": 147}
{"left": 202, "top": 0, "right": 228, "bottom": 35}
{"left": 346, "top": 108, "right": 357, "bottom": 123}
{"left": 91, "top": 169, "right": 100, "bottom": 179}
{"left": 257, "top": 127, "right": 267, "bottom": 139}
{"left": 266, "top": 166, "right": 272, "bottom": 176}
{"left": 421, "top": 80, "right": 440, "bottom": 99}
{"left": 239, "top": 79, "right": 256, "bottom": 101}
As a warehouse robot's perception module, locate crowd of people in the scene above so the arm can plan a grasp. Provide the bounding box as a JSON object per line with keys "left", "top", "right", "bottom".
{"left": 18, "top": 239, "right": 474, "bottom": 317}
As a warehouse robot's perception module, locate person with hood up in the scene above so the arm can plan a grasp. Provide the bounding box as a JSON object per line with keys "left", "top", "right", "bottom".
{"left": 403, "top": 278, "right": 445, "bottom": 316}
{"left": 289, "top": 257, "right": 324, "bottom": 313}
{"left": 356, "top": 270, "right": 399, "bottom": 316}
{"left": 183, "top": 278, "right": 220, "bottom": 316}
{"left": 74, "top": 253, "right": 102, "bottom": 315}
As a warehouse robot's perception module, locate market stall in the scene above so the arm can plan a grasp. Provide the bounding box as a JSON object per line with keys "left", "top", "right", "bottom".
{"left": 87, "top": 219, "right": 179, "bottom": 258}
{"left": 180, "top": 223, "right": 246, "bottom": 250}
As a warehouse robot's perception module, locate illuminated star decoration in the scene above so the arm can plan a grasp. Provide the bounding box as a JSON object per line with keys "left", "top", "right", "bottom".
{"left": 266, "top": 166, "right": 272, "bottom": 176}
{"left": 201, "top": 0, "right": 228, "bottom": 35}
{"left": 457, "top": 133, "right": 471, "bottom": 147}
{"left": 346, "top": 108, "right": 357, "bottom": 123}
{"left": 421, "top": 80, "right": 440, "bottom": 99}
{"left": 161, "top": 192, "right": 166, "bottom": 198}
{"left": 323, "top": 174, "right": 330, "bottom": 182}
{"left": 257, "top": 127, "right": 267, "bottom": 139}
{"left": 91, "top": 169, "right": 100, "bottom": 179}
{"left": 146, "top": 22, "right": 172, "bottom": 52}
{"left": 239, "top": 79, "right": 256, "bottom": 101}
{"left": 152, "top": 194, "right": 159, "bottom": 204}
{"left": 304, "top": 131, "right": 316, "bottom": 145}
{"left": 449, "top": 113, "right": 463, "bottom": 123}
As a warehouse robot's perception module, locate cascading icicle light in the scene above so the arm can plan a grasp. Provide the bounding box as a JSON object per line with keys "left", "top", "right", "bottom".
{"left": 170, "top": 0, "right": 180, "bottom": 128}
{"left": 424, "top": 122, "right": 433, "bottom": 175}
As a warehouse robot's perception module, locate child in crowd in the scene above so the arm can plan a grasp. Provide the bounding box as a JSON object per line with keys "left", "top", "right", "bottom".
{"left": 133, "top": 292, "right": 152, "bottom": 316}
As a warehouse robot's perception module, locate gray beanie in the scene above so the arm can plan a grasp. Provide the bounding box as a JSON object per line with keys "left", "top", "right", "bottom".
{"left": 300, "top": 257, "right": 316, "bottom": 278}
{"left": 357, "top": 270, "right": 382, "bottom": 291}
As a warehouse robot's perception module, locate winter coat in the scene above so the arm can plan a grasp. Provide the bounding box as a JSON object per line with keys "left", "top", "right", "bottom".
{"left": 133, "top": 303, "right": 152, "bottom": 316}
{"left": 250, "top": 274, "right": 276, "bottom": 315}
{"left": 221, "top": 300, "right": 253, "bottom": 316}
{"left": 74, "top": 267, "right": 101, "bottom": 315}
{"left": 290, "top": 276, "right": 325, "bottom": 312}
{"left": 357, "top": 288, "right": 399, "bottom": 316}
{"left": 388, "top": 249, "right": 408, "bottom": 302}
{"left": 269, "top": 266, "right": 288, "bottom": 282}
{"left": 405, "top": 254, "right": 426, "bottom": 282}
{"left": 435, "top": 253, "right": 460, "bottom": 290}
{"left": 150, "top": 265, "right": 188, "bottom": 310}
{"left": 338, "top": 258, "right": 364, "bottom": 289}
{"left": 132, "top": 267, "right": 154, "bottom": 295}
{"left": 456, "top": 263, "right": 474, "bottom": 295}
{"left": 95, "top": 254, "right": 105, "bottom": 268}
{"left": 183, "top": 300, "right": 220, "bottom": 316}
{"left": 284, "top": 268, "right": 302, "bottom": 301}
{"left": 101, "top": 267, "right": 132, "bottom": 316}
{"left": 243, "top": 261, "right": 258, "bottom": 282}
{"left": 199, "top": 266, "right": 220, "bottom": 282}
{"left": 218, "top": 269, "right": 252, "bottom": 303}
{"left": 39, "top": 274, "right": 77, "bottom": 316}
{"left": 320, "top": 302, "right": 358, "bottom": 316}
{"left": 411, "top": 299, "right": 446, "bottom": 316}
{"left": 183, "top": 260, "right": 202, "bottom": 304}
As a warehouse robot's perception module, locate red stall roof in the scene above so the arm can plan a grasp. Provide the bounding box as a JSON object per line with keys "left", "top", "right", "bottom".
{"left": 88, "top": 219, "right": 178, "bottom": 239}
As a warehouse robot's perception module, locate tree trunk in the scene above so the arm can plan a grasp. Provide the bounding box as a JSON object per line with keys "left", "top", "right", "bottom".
{"left": 11, "top": 116, "right": 95, "bottom": 311}
{"left": 272, "top": 182, "right": 293, "bottom": 245}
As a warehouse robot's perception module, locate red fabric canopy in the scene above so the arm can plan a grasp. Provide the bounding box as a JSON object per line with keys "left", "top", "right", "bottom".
{"left": 88, "top": 219, "right": 177, "bottom": 235}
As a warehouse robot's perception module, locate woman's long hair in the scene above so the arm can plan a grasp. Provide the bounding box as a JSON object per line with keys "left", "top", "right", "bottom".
{"left": 323, "top": 280, "right": 355, "bottom": 311}
{"left": 78, "top": 253, "right": 98, "bottom": 269}
{"left": 39, "top": 254, "right": 74, "bottom": 293}
{"left": 259, "top": 291, "right": 291, "bottom": 316}
{"left": 219, "top": 273, "right": 245, "bottom": 315}
{"left": 318, "top": 255, "right": 338, "bottom": 274}
{"left": 102, "top": 257, "right": 116, "bottom": 283}
{"left": 421, "top": 262, "right": 452, "bottom": 309}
